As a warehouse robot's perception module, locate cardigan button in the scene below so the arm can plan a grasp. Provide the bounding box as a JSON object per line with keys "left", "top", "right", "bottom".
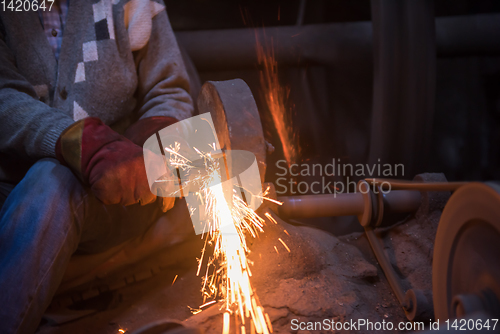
{"left": 59, "top": 87, "right": 68, "bottom": 100}
{"left": 51, "top": 29, "right": 58, "bottom": 37}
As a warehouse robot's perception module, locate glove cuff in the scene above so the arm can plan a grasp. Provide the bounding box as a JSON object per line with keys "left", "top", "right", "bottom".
{"left": 124, "top": 116, "right": 178, "bottom": 147}
{"left": 55, "top": 117, "right": 122, "bottom": 182}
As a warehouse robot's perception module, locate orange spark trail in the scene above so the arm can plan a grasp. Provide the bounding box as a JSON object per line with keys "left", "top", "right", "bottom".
{"left": 255, "top": 31, "right": 298, "bottom": 165}
{"left": 278, "top": 238, "right": 290, "bottom": 253}
{"left": 168, "top": 144, "right": 273, "bottom": 334}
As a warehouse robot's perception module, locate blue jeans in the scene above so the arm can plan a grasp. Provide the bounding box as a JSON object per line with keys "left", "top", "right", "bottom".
{"left": 0, "top": 159, "right": 164, "bottom": 333}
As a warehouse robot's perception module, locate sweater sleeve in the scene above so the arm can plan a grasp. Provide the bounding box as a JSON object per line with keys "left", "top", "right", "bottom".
{"left": 0, "top": 32, "right": 74, "bottom": 160}
{"left": 133, "top": 2, "right": 194, "bottom": 122}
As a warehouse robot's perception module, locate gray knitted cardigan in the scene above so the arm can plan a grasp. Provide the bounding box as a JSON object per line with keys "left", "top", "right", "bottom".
{"left": 0, "top": 0, "right": 193, "bottom": 183}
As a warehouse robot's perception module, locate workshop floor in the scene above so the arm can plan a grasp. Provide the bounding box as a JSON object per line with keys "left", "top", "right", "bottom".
{"left": 38, "top": 183, "right": 447, "bottom": 334}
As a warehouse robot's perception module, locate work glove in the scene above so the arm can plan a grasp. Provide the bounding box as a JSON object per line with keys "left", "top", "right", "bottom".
{"left": 56, "top": 117, "right": 175, "bottom": 208}
{"left": 124, "top": 116, "right": 179, "bottom": 211}
{"left": 123, "top": 116, "right": 178, "bottom": 147}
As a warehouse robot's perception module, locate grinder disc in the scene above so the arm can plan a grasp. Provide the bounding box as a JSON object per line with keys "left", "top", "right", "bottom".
{"left": 197, "top": 79, "right": 267, "bottom": 183}
{"left": 433, "top": 182, "right": 500, "bottom": 320}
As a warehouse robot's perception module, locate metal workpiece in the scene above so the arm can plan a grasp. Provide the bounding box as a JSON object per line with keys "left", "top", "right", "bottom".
{"left": 197, "top": 79, "right": 267, "bottom": 183}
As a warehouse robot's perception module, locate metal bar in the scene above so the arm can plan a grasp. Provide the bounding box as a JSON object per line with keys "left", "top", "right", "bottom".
{"left": 175, "top": 14, "right": 500, "bottom": 71}
{"left": 365, "top": 227, "right": 407, "bottom": 308}
{"left": 176, "top": 22, "right": 373, "bottom": 71}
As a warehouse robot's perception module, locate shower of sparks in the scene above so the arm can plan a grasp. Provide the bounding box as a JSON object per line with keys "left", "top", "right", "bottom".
{"left": 163, "top": 142, "right": 276, "bottom": 334}
{"left": 256, "top": 30, "right": 298, "bottom": 166}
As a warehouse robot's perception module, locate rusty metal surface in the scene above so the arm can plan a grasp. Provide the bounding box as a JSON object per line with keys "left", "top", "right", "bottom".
{"left": 197, "top": 79, "right": 267, "bottom": 183}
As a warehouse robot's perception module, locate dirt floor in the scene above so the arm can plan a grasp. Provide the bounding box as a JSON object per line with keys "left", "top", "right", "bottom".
{"left": 38, "top": 174, "right": 449, "bottom": 334}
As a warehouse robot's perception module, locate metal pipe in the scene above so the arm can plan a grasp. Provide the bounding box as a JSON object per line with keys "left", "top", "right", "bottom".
{"left": 176, "top": 22, "right": 373, "bottom": 71}
{"left": 175, "top": 14, "right": 500, "bottom": 71}
{"left": 436, "top": 14, "right": 500, "bottom": 57}
{"left": 382, "top": 190, "right": 421, "bottom": 213}
{"left": 277, "top": 190, "right": 421, "bottom": 218}
{"left": 277, "top": 193, "right": 365, "bottom": 218}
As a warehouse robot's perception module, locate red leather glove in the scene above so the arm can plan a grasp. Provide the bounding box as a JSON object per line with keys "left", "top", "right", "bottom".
{"left": 56, "top": 117, "right": 172, "bottom": 207}
{"left": 124, "top": 116, "right": 179, "bottom": 211}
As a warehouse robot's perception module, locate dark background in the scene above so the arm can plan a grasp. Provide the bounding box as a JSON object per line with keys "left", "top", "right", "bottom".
{"left": 165, "top": 0, "right": 500, "bottom": 199}
{"left": 166, "top": 0, "right": 500, "bottom": 30}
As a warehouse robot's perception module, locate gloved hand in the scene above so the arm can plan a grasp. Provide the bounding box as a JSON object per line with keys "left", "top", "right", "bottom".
{"left": 56, "top": 117, "right": 174, "bottom": 208}
{"left": 123, "top": 116, "right": 178, "bottom": 147}
{"left": 124, "top": 116, "right": 179, "bottom": 211}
